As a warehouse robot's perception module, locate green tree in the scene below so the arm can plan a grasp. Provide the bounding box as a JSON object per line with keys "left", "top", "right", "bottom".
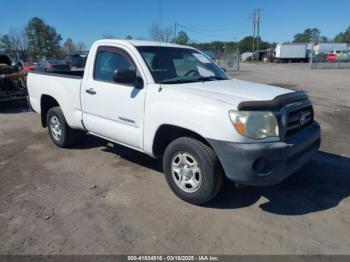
{"left": 25, "top": 17, "right": 62, "bottom": 59}
{"left": 190, "top": 37, "right": 273, "bottom": 55}
{"left": 125, "top": 35, "right": 133, "bottom": 40}
{"left": 191, "top": 41, "right": 228, "bottom": 55}
{"left": 237, "top": 36, "right": 272, "bottom": 53}
{"left": 293, "top": 28, "right": 321, "bottom": 43}
{"left": 239, "top": 36, "right": 254, "bottom": 53}
{"left": 335, "top": 26, "right": 350, "bottom": 43}
{"left": 172, "top": 31, "right": 189, "bottom": 45}
{"left": 319, "top": 36, "right": 329, "bottom": 43}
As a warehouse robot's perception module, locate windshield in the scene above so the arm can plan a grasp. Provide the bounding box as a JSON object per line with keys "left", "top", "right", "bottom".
{"left": 136, "top": 46, "right": 229, "bottom": 84}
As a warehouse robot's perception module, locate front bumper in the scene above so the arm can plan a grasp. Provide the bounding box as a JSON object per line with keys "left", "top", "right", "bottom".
{"left": 208, "top": 122, "right": 321, "bottom": 186}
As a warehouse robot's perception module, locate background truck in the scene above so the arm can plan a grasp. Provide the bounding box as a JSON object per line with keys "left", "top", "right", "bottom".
{"left": 274, "top": 43, "right": 308, "bottom": 62}
{"left": 27, "top": 40, "right": 321, "bottom": 205}
{"left": 313, "top": 43, "right": 348, "bottom": 55}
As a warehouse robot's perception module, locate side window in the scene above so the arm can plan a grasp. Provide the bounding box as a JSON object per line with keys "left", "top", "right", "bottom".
{"left": 94, "top": 47, "right": 135, "bottom": 82}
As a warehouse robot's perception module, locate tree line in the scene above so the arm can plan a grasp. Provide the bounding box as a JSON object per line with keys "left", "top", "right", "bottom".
{"left": 292, "top": 27, "right": 350, "bottom": 44}
{"left": 1, "top": 17, "right": 349, "bottom": 61}
{"left": 148, "top": 24, "right": 273, "bottom": 54}
{"left": 148, "top": 24, "right": 350, "bottom": 55}
{"left": 0, "top": 17, "right": 86, "bottom": 61}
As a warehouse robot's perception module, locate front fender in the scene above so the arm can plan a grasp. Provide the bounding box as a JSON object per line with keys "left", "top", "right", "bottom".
{"left": 142, "top": 85, "right": 243, "bottom": 155}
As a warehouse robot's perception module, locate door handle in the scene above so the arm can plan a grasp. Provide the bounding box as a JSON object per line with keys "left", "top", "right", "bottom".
{"left": 86, "top": 88, "right": 96, "bottom": 95}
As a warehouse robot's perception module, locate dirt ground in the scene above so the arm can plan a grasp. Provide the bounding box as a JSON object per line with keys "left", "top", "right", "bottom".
{"left": 1, "top": 63, "right": 350, "bottom": 255}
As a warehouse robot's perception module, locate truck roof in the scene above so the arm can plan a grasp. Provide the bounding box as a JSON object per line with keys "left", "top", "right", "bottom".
{"left": 277, "top": 43, "right": 307, "bottom": 46}
{"left": 94, "top": 39, "right": 195, "bottom": 49}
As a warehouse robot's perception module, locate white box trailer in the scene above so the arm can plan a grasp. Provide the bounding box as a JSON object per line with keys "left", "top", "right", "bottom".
{"left": 241, "top": 52, "right": 253, "bottom": 61}
{"left": 275, "top": 43, "right": 307, "bottom": 62}
{"left": 314, "top": 43, "right": 348, "bottom": 55}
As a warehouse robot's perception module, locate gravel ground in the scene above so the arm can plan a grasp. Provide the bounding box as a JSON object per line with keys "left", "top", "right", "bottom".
{"left": 0, "top": 63, "right": 350, "bottom": 255}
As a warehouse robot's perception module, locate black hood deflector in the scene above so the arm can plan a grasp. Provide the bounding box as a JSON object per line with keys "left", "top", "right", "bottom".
{"left": 238, "top": 91, "right": 309, "bottom": 111}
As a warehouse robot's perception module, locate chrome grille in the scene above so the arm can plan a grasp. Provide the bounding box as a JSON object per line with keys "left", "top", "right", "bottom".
{"left": 285, "top": 105, "right": 313, "bottom": 138}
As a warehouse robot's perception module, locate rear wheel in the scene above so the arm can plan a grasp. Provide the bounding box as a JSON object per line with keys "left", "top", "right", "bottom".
{"left": 47, "top": 106, "right": 75, "bottom": 148}
{"left": 163, "top": 137, "right": 223, "bottom": 205}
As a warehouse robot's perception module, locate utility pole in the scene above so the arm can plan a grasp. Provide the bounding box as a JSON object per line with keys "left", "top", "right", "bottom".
{"left": 256, "top": 8, "right": 263, "bottom": 63}
{"left": 251, "top": 11, "right": 256, "bottom": 57}
{"left": 234, "top": 37, "right": 240, "bottom": 71}
{"left": 174, "top": 22, "right": 177, "bottom": 39}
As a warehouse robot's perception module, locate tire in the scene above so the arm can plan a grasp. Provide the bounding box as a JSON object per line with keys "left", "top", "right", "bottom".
{"left": 163, "top": 137, "right": 223, "bottom": 205}
{"left": 47, "top": 106, "right": 75, "bottom": 148}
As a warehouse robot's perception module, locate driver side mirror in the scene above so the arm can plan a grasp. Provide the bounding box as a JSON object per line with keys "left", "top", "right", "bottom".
{"left": 113, "top": 69, "right": 143, "bottom": 89}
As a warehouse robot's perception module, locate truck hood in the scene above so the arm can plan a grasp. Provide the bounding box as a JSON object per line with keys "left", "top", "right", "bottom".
{"left": 167, "top": 79, "right": 293, "bottom": 107}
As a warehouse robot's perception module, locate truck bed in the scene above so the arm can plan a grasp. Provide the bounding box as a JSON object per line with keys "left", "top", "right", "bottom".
{"left": 27, "top": 70, "right": 85, "bottom": 129}
{"left": 30, "top": 70, "right": 84, "bottom": 78}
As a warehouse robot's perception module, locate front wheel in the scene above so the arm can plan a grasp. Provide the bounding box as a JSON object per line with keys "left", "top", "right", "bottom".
{"left": 163, "top": 137, "right": 223, "bottom": 205}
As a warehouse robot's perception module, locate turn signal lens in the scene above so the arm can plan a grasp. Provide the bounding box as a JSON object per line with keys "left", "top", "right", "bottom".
{"left": 233, "top": 122, "right": 246, "bottom": 135}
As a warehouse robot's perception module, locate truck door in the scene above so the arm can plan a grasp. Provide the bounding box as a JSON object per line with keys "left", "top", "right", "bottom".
{"left": 82, "top": 46, "right": 146, "bottom": 150}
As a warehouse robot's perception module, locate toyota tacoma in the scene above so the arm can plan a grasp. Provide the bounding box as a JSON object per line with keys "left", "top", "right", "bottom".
{"left": 27, "top": 40, "right": 321, "bottom": 204}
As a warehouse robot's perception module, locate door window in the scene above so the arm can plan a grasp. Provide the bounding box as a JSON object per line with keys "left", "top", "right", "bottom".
{"left": 94, "top": 47, "right": 135, "bottom": 82}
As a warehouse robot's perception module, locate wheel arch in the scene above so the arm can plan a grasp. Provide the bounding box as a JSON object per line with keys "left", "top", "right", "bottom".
{"left": 40, "top": 94, "right": 61, "bottom": 127}
{"left": 152, "top": 124, "right": 212, "bottom": 158}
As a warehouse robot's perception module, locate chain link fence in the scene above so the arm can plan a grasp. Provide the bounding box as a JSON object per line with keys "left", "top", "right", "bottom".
{"left": 214, "top": 52, "right": 240, "bottom": 71}
{"left": 310, "top": 52, "right": 350, "bottom": 69}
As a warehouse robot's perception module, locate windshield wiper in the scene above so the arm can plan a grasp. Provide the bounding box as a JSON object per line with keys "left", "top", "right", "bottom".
{"left": 160, "top": 78, "right": 199, "bottom": 84}
{"left": 195, "top": 76, "right": 227, "bottom": 81}
{"left": 160, "top": 76, "right": 228, "bottom": 84}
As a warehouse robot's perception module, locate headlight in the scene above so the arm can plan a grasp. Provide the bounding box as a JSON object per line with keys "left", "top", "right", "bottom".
{"left": 229, "top": 111, "right": 279, "bottom": 139}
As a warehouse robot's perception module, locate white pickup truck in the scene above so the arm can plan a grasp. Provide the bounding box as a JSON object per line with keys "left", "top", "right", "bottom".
{"left": 27, "top": 40, "right": 321, "bottom": 204}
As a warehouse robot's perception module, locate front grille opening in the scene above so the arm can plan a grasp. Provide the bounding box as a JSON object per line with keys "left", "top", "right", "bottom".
{"left": 285, "top": 105, "right": 314, "bottom": 138}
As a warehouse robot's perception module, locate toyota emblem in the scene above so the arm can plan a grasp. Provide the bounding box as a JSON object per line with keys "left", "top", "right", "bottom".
{"left": 299, "top": 113, "right": 307, "bottom": 126}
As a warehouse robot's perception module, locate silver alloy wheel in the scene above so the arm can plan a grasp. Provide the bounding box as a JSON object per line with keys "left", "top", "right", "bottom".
{"left": 50, "top": 115, "right": 62, "bottom": 141}
{"left": 171, "top": 152, "right": 202, "bottom": 193}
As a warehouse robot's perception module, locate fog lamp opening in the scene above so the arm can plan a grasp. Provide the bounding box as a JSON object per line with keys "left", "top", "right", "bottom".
{"left": 253, "top": 158, "right": 272, "bottom": 176}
